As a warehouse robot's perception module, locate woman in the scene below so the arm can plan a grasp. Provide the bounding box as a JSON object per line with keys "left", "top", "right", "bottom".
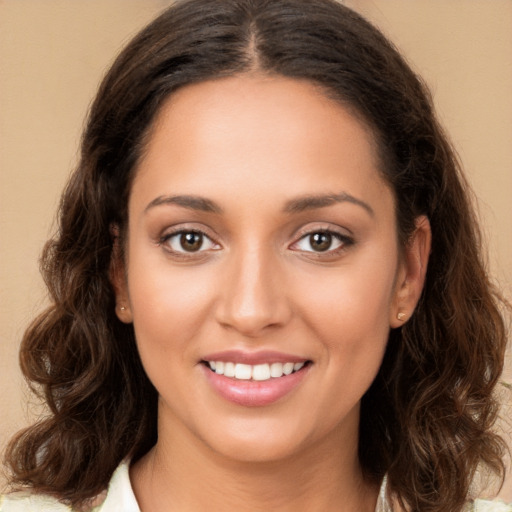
{"left": 1, "top": 0, "right": 510, "bottom": 510}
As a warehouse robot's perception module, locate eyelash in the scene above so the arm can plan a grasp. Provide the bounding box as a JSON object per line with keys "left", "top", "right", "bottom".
{"left": 158, "top": 227, "right": 354, "bottom": 259}
{"left": 290, "top": 229, "right": 354, "bottom": 257}
{"left": 159, "top": 228, "right": 219, "bottom": 257}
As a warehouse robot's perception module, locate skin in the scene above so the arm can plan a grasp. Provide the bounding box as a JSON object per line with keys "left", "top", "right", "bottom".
{"left": 113, "top": 74, "right": 430, "bottom": 511}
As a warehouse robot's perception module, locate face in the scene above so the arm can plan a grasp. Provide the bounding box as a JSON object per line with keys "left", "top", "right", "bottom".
{"left": 114, "top": 74, "right": 428, "bottom": 464}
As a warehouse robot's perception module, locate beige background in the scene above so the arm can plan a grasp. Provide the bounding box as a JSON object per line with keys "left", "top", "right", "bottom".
{"left": 1, "top": 0, "right": 511, "bottom": 499}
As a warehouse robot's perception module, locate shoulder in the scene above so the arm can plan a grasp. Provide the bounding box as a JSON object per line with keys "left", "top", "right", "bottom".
{"left": 377, "top": 476, "right": 512, "bottom": 512}
{"left": 1, "top": 461, "right": 139, "bottom": 512}
{"left": 0, "top": 492, "right": 72, "bottom": 511}
{"left": 471, "top": 500, "right": 512, "bottom": 512}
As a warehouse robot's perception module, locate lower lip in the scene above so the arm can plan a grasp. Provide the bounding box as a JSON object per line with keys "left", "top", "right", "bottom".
{"left": 201, "top": 364, "right": 310, "bottom": 407}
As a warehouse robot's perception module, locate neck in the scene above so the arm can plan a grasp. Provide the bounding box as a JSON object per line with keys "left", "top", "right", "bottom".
{"left": 131, "top": 411, "right": 379, "bottom": 512}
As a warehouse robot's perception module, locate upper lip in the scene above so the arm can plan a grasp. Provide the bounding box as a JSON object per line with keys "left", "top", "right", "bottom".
{"left": 201, "top": 350, "right": 309, "bottom": 365}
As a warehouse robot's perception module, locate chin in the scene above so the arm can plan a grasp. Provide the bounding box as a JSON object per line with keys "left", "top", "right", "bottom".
{"left": 196, "top": 413, "right": 346, "bottom": 466}
{"left": 209, "top": 434, "right": 308, "bottom": 465}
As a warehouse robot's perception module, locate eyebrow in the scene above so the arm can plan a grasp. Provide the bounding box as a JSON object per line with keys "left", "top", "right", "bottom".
{"left": 144, "top": 195, "right": 223, "bottom": 214}
{"left": 144, "top": 191, "right": 374, "bottom": 217}
{"left": 283, "top": 192, "right": 374, "bottom": 217}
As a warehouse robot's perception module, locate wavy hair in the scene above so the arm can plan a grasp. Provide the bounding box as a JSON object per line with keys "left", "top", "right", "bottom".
{"left": 5, "top": 1, "right": 508, "bottom": 510}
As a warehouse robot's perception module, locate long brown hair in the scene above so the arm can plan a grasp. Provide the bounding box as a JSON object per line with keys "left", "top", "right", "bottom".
{"left": 5, "top": 1, "right": 508, "bottom": 510}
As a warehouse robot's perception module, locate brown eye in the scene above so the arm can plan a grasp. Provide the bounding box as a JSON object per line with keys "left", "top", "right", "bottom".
{"left": 291, "top": 229, "right": 351, "bottom": 255}
{"left": 180, "top": 232, "right": 203, "bottom": 252}
{"left": 309, "top": 232, "right": 332, "bottom": 252}
{"left": 162, "top": 230, "right": 218, "bottom": 254}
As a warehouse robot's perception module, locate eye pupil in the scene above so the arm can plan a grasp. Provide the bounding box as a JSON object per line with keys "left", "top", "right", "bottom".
{"left": 180, "top": 232, "right": 203, "bottom": 252}
{"left": 310, "top": 232, "right": 332, "bottom": 252}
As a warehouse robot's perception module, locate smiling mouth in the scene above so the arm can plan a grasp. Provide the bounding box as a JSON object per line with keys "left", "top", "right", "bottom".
{"left": 202, "top": 361, "right": 311, "bottom": 381}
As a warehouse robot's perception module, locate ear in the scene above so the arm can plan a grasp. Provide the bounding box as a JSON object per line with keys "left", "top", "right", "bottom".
{"left": 109, "top": 224, "right": 133, "bottom": 324}
{"left": 390, "top": 215, "right": 431, "bottom": 328}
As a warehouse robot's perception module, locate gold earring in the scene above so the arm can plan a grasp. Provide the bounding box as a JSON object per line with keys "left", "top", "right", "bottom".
{"left": 397, "top": 312, "right": 406, "bottom": 321}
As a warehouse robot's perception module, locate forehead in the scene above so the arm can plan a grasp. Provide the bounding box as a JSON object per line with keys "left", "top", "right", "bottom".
{"left": 132, "top": 74, "right": 392, "bottom": 218}
{"left": 147, "top": 74, "right": 377, "bottom": 161}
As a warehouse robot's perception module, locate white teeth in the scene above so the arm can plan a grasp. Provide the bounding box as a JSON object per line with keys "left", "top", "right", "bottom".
{"left": 252, "top": 364, "right": 271, "bottom": 381}
{"left": 207, "top": 360, "right": 306, "bottom": 381}
{"left": 283, "top": 362, "right": 294, "bottom": 375}
{"left": 270, "top": 362, "right": 283, "bottom": 377}
{"left": 234, "top": 363, "right": 252, "bottom": 380}
{"left": 224, "top": 361, "right": 235, "bottom": 377}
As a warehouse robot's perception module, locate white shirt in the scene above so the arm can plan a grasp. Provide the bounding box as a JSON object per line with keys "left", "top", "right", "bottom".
{"left": 0, "top": 462, "right": 138, "bottom": 512}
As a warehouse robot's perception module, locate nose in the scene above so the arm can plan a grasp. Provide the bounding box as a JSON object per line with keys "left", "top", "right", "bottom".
{"left": 215, "top": 245, "right": 292, "bottom": 337}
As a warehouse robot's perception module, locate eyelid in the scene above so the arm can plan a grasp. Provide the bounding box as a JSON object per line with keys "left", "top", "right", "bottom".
{"left": 158, "top": 224, "right": 222, "bottom": 256}
{"left": 291, "top": 223, "right": 353, "bottom": 242}
{"left": 288, "top": 224, "right": 355, "bottom": 255}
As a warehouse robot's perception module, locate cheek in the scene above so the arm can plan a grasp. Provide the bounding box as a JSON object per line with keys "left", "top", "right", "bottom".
{"left": 297, "top": 249, "right": 398, "bottom": 379}
{"left": 301, "top": 256, "right": 397, "bottom": 336}
{"left": 126, "top": 248, "right": 217, "bottom": 353}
